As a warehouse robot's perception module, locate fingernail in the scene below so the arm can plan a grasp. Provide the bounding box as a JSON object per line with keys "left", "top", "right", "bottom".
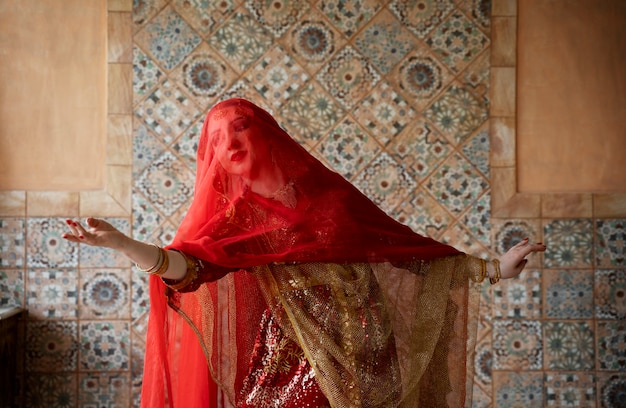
{"left": 66, "top": 219, "right": 72, "bottom": 225}
{"left": 79, "top": 235, "right": 84, "bottom": 239}
{"left": 72, "top": 221, "right": 78, "bottom": 226}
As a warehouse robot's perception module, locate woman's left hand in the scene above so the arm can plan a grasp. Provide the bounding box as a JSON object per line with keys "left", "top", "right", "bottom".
{"left": 499, "top": 238, "right": 547, "bottom": 279}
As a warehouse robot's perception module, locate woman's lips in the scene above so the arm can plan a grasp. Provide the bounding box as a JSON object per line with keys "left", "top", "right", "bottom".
{"left": 230, "top": 151, "right": 246, "bottom": 162}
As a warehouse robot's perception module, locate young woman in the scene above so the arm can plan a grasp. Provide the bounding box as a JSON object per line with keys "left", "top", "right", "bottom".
{"left": 63, "top": 98, "right": 546, "bottom": 408}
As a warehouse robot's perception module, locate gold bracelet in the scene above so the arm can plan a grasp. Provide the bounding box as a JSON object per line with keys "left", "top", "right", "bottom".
{"left": 135, "top": 243, "right": 162, "bottom": 272}
{"left": 164, "top": 251, "right": 199, "bottom": 291}
{"left": 150, "top": 248, "right": 169, "bottom": 276}
{"left": 489, "top": 259, "right": 501, "bottom": 285}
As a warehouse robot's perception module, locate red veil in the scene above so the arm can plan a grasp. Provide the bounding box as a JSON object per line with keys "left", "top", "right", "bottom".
{"left": 141, "top": 98, "right": 482, "bottom": 407}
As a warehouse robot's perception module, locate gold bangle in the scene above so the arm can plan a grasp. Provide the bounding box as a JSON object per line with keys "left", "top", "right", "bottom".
{"left": 150, "top": 248, "right": 169, "bottom": 276}
{"left": 135, "top": 243, "right": 162, "bottom": 272}
{"left": 164, "top": 252, "right": 199, "bottom": 291}
{"left": 489, "top": 259, "right": 501, "bottom": 285}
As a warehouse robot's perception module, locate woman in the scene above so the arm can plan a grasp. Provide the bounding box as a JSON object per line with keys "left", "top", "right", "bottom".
{"left": 63, "top": 98, "right": 545, "bottom": 407}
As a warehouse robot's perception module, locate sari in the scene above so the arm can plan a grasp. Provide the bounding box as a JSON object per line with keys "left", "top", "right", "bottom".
{"left": 140, "top": 98, "right": 486, "bottom": 407}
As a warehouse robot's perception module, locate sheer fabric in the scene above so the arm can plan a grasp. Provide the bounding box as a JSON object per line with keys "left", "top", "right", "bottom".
{"left": 141, "top": 98, "right": 484, "bottom": 407}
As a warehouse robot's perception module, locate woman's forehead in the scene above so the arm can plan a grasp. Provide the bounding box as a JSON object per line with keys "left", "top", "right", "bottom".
{"left": 209, "top": 104, "right": 254, "bottom": 123}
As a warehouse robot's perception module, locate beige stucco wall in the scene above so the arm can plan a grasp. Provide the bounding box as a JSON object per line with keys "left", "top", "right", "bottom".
{"left": 0, "top": 0, "right": 107, "bottom": 191}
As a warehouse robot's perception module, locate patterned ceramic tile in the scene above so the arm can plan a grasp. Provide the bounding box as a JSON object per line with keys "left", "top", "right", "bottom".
{"left": 246, "top": 0, "right": 311, "bottom": 37}
{"left": 493, "top": 319, "right": 543, "bottom": 370}
{"left": 134, "top": 6, "right": 202, "bottom": 71}
{"left": 492, "top": 219, "right": 543, "bottom": 268}
{"left": 78, "top": 372, "right": 131, "bottom": 407}
{"left": 132, "top": 194, "right": 166, "bottom": 244}
{"left": 248, "top": 44, "right": 310, "bottom": 108}
{"left": 317, "top": 117, "right": 381, "bottom": 179}
{"left": 544, "top": 219, "right": 593, "bottom": 268}
{"left": 172, "top": 0, "right": 235, "bottom": 37}
{"left": 439, "top": 222, "right": 490, "bottom": 257}
{"left": 597, "top": 321, "right": 626, "bottom": 371}
{"left": 79, "top": 269, "right": 130, "bottom": 320}
{"left": 0, "top": 217, "right": 25, "bottom": 268}
{"left": 80, "top": 321, "right": 130, "bottom": 370}
{"left": 0, "top": 270, "right": 23, "bottom": 308}
{"left": 474, "top": 336, "right": 493, "bottom": 387}
{"left": 131, "top": 337, "right": 146, "bottom": 407}
{"left": 425, "top": 10, "right": 489, "bottom": 74}
{"left": 424, "top": 83, "right": 489, "bottom": 145}
{"left": 26, "top": 320, "right": 78, "bottom": 372}
{"left": 24, "top": 373, "right": 77, "bottom": 408}
{"left": 317, "top": 0, "right": 382, "bottom": 38}
{"left": 79, "top": 218, "right": 131, "bottom": 268}
{"left": 598, "top": 372, "right": 626, "bottom": 408}
{"left": 133, "top": 47, "right": 165, "bottom": 102}
{"left": 208, "top": 11, "right": 274, "bottom": 73}
{"left": 424, "top": 152, "right": 488, "bottom": 216}
{"left": 544, "top": 321, "right": 595, "bottom": 371}
{"left": 596, "top": 219, "right": 626, "bottom": 267}
{"left": 387, "top": 117, "right": 451, "bottom": 180}
{"left": 391, "top": 189, "right": 453, "bottom": 239}
{"left": 462, "top": 127, "right": 490, "bottom": 178}
{"left": 462, "top": 193, "right": 491, "bottom": 247}
{"left": 352, "top": 152, "right": 417, "bottom": 215}
{"left": 135, "top": 151, "right": 196, "bottom": 217}
{"left": 493, "top": 371, "right": 544, "bottom": 408}
{"left": 544, "top": 372, "right": 596, "bottom": 407}
{"left": 26, "top": 269, "right": 78, "bottom": 319}
{"left": 316, "top": 46, "right": 380, "bottom": 109}
{"left": 135, "top": 79, "right": 202, "bottom": 145}
{"left": 133, "top": 0, "right": 168, "bottom": 28}
{"left": 494, "top": 270, "right": 541, "bottom": 319}
{"left": 394, "top": 48, "right": 455, "bottom": 111}
{"left": 353, "top": 9, "right": 417, "bottom": 75}
{"left": 460, "top": 46, "right": 490, "bottom": 102}
{"left": 285, "top": 10, "right": 345, "bottom": 72}
{"left": 282, "top": 82, "right": 346, "bottom": 146}
{"left": 352, "top": 81, "right": 417, "bottom": 146}
{"left": 27, "top": 218, "right": 78, "bottom": 269}
{"left": 170, "top": 42, "right": 238, "bottom": 110}
{"left": 389, "top": 0, "right": 454, "bottom": 39}
{"left": 543, "top": 269, "right": 594, "bottom": 319}
{"left": 172, "top": 115, "right": 204, "bottom": 172}
{"left": 132, "top": 309, "right": 150, "bottom": 341}
{"left": 471, "top": 382, "right": 491, "bottom": 408}
{"left": 463, "top": 0, "right": 491, "bottom": 30}
{"left": 132, "top": 123, "right": 166, "bottom": 178}
{"left": 595, "top": 269, "right": 626, "bottom": 320}
{"left": 131, "top": 270, "right": 150, "bottom": 321}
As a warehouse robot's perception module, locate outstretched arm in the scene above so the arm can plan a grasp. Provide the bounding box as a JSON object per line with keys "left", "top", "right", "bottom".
{"left": 62, "top": 217, "right": 187, "bottom": 281}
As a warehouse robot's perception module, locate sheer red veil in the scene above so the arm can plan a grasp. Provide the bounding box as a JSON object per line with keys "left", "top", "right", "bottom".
{"left": 141, "top": 98, "right": 479, "bottom": 408}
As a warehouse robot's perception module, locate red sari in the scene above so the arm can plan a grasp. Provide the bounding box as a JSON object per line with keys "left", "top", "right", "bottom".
{"left": 140, "top": 98, "right": 485, "bottom": 407}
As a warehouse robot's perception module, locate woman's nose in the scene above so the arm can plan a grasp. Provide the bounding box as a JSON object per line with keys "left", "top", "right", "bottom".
{"left": 225, "top": 132, "right": 241, "bottom": 149}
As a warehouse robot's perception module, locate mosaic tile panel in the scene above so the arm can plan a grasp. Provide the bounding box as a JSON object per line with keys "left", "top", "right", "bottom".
{"left": 494, "top": 270, "right": 541, "bottom": 319}
{"left": 134, "top": 6, "right": 202, "bottom": 71}
{"left": 0, "top": 217, "right": 25, "bottom": 268}
{"left": 79, "top": 218, "right": 131, "bottom": 269}
{"left": 351, "top": 81, "right": 417, "bottom": 146}
{"left": 493, "top": 371, "right": 544, "bottom": 408}
{"left": 543, "top": 321, "right": 595, "bottom": 371}
{"left": 544, "top": 219, "right": 594, "bottom": 268}
{"left": 462, "top": 193, "right": 491, "bottom": 247}
{"left": 0, "top": 270, "right": 23, "bottom": 308}
{"left": 26, "top": 321, "right": 78, "bottom": 372}
{"left": 24, "top": 373, "right": 77, "bottom": 408}
{"left": 597, "top": 321, "right": 626, "bottom": 371}
{"left": 80, "top": 321, "right": 130, "bottom": 371}
{"left": 389, "top": 0, "right": 454, "bottom": 39}
{"left": 391, "top": 189, "right": 453, "bottom": 239}
{"left": 133, "top": 47, "right": 165, "bottom": 101}
{"left": 27, "top": 218, "right": 78, "bottom": 269}
{"left": 78, "top": 372, "right": 131, "bottom": 407}
{"left": 285, "top": 11, "right": 345, "bottom": 71}
{"left": 543, "top": 269, "right": 594, "bottom": 319}
{"left": 26, "top": 269, "right": 78, "bottom": 319}
{"left": 318, "top": 0, "right": 383, "bottom": 38}
{"left": 544, "top": 372, "right": 596, "bottom": 407}
{"left": 79, "top": 269, "right": 131, "bottom": 320}
{"left": 596, "top": 219, "right": 626, "bottom": 267}
{"left": 172, "top": 0, "right": 235, "bottom": 37}
{"left": 595, "top": 269, "right": 626, "bottom": 320}
{"left": 599, "top": 373, "right": 626, "bottom": 408}
{"left": 493, "top": 319, "right": 543, "bottom": 370}
{"left": 246, "top": 0, "right": 311, "bottom": 37}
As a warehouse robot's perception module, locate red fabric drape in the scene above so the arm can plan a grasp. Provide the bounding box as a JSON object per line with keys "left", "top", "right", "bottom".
{"left": 140, "top": 98, "right": 465, "bottom": 407}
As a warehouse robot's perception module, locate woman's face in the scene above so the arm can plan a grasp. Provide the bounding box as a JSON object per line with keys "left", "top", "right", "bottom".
{"left": 208, "top": 105, "right": 271, "bottom": 180}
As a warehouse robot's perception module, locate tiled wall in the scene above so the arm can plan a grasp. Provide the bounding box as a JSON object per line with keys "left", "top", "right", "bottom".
{"left": 0, "top": 0, "right": 624, "bottom": 406}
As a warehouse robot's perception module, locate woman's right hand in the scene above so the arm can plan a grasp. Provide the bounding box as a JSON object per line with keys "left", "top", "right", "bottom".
{"left": 62, "top": 217, "right": 129, "bottom": 250}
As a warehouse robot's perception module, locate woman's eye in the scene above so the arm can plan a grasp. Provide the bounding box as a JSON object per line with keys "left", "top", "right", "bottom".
{"left": 233, "top": 118, "right": 250, "bottom": 132}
